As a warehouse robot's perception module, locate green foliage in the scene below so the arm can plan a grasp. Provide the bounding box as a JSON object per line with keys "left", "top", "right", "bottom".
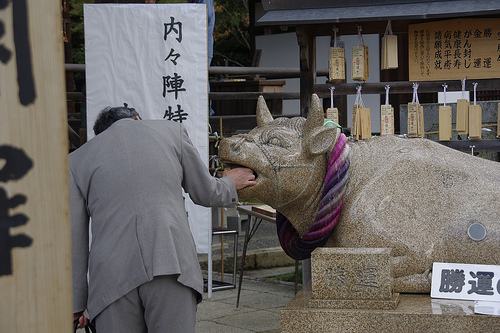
{"left": 213, "top": 0, "right": 250, "bottom": 67}
{"left": 69, "top": 0, "right": 90, "bottom": 65}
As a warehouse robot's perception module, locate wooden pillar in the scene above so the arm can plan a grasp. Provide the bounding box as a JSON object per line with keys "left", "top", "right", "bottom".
{"left": 0, "top": 1, "right": 72, "bottom": 332}
{"left": 297, "top": 25, "right": 316, "bottom": 118}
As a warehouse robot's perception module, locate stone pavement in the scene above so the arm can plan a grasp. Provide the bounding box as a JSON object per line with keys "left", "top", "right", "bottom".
{"left": 195, "top": 207, "right": 299, "bottom": 332}
{"left": 197, "top": 267, "right": 298, "bottom": 333}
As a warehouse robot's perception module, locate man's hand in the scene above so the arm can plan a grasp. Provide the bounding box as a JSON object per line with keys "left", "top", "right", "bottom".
{"left": 223, "top": 167, "right": 256, "bottom": 190}
{"left": 73, "top": 311, "right": 89, "bottom": 329}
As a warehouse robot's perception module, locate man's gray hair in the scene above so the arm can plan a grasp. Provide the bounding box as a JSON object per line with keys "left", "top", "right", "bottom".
{"left": 93, "top": 105, "right": 141, "bottom": 135}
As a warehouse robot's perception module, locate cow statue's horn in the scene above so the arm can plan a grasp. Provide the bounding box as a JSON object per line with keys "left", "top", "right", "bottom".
{"left": 256, "top": 95, "right": 274, "bottom": 126}
{"left": 303, "top": 94, "right": 324, "bottom": 135}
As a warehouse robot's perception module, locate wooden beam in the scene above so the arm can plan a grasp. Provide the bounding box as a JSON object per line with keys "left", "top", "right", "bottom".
{"left": 437, "top": 140, "right": 500, "bottom": 152}
{"left": 297, "top": 25, "right": 316, "bottom": 117}
{"left": 65, "top": 63, "right": 330, "bottom": 78}
{"left": 314, "top": 79, "right": 500, "bottom": 96}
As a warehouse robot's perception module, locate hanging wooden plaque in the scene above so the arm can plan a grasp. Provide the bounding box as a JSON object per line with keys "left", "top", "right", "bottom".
{"left": 365, "top": 44, "right": 370, "bottom": 78}
{"left": 417, "top": 105, "right": 425, "bottom": 138}
{"left": 381, "top": 35, "right": 398, "bottom": 70}
{"left": 469, "top": 104, "right": 482, "bottom": 139}
{"left": 456, "top": 99, "right": 470, "bottom": 134}
{"left": 329, "top": 47, "right": 345, "bottom": 82}
{"left": 352, "top": 45, "right": 369, "bottom": 81}
{"left": 439, "top": 105, "right": 452, "bottom": 141}
{"left": 326, "top": 107, "right": 339, "bottom": 124}
{"left": 380, "top": 104, "right": 394, "bottom": 136}
{"left": 407, "top": 102, "right": 420, "bottom": 138}
{"left": 352, "top": 104, "right": 361, "bottom": 140}
{"left": 359, "top": 107, "right": 371, "bottom": 140}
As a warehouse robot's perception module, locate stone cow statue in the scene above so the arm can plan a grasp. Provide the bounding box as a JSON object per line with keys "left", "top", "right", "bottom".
{"left": 219, "top": 94, "right": 500, "bottom": 293}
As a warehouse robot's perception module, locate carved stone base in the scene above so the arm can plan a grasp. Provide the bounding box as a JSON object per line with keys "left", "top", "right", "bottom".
{"left": 309, "top": 293, "right": 400, "bottom": 310}
{"left": 281, "top": 289, "right": 500, "bottom": 332}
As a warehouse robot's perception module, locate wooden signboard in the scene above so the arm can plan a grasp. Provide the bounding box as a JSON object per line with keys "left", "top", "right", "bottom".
{"left": 409, "top": 18, "right": 500, "bottom": 81}
{"left": 0, "top": 1, "right": 72, "bottom": 332}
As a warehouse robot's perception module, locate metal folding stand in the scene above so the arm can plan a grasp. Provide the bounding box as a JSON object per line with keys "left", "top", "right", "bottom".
{"left": 235, "top": 205, "right": 300, "bottom": 307}
{"left": 205, "top": 227, "right": 238, "bottom": 298}
{"left": 235, "top": 206, "right": 275, "bottom": 307}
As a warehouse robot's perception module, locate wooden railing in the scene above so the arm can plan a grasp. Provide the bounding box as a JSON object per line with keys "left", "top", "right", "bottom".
{"left": 65, "top": 64, "right": 500, "bottom": 154}
{"left": 65, "top": 64, "right": 500, "bottom": 99}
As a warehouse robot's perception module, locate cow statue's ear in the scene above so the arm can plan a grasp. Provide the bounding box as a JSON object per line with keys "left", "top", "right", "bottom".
{"left": 307, "top": 126, "right": 341, "bottom": 155}
{"left": 256, "top": 95, "right": 274, "bottom": 126}
{"left": 304, "top": 93, "right": 340, "bottom": 155}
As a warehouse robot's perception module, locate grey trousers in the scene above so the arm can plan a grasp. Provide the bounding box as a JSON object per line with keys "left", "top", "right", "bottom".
{"left": 94, "top": 275, "right": 197, "bottom": 333}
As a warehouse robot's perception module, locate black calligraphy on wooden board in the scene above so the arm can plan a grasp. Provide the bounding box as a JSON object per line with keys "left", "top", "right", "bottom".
{"left": 0, "top": 145, "right": 33, "bottom": 276}
{"left": 0, "top": 0, "right": 36, "bottom": 105}
{"left": 409, "top": 18, "right": 500, "bottom": 81}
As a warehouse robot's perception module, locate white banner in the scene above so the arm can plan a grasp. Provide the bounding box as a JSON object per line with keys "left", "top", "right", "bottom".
{"left": 84, "top": 4, "right": 211, "bottom": 253}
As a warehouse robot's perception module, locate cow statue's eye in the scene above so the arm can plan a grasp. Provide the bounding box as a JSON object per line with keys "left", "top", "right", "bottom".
{"left": 269, "top": 137, "right": 282, "bottom": 146}
{"left": 260, "top": 129, "right": 291, "bottom": 149}
{"left": 266, "top": 136, "right": 290, "bottom": 148}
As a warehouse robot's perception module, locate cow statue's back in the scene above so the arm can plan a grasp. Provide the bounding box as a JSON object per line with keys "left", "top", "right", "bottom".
{"left": 219, "top": 94, "right": 500, "bottom": 293}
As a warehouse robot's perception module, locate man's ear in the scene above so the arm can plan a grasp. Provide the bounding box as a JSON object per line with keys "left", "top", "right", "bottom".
{"left": 134, "top": 116, "right": 141, "bottom": 120}
{"left": 307, "top": 126, "right": 340, "bottom": 155}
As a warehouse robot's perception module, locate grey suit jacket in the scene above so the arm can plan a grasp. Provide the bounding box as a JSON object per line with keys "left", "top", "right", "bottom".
{"left": 69, "top": 119, "right": 237, "bottom": 320}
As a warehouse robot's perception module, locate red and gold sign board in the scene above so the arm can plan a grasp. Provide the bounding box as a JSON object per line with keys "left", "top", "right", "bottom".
{"left": 0, "top": 1, "right": 72, "bottom": 332}
{"left": 409, "top": 18, "right": 500, "bottom": 81}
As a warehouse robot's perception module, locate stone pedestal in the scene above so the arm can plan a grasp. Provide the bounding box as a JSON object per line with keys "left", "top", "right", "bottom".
{"left": 281, "top": 290, "right": 500, "bottom": 332}
{"left": 310, "top": 248, "right": 399, "bottom": 310}
{"left": 281, "top": 248, "right": 500, "bottom": 332}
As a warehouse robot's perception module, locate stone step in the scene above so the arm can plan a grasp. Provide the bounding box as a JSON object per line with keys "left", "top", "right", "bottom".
{"left": 198, "top": 246, "right": 296, "bottom": 273}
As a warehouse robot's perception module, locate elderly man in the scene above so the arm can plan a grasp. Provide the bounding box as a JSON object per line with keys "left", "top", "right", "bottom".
{"left": 70, "top": 106, "right": 255, "bottom": 332}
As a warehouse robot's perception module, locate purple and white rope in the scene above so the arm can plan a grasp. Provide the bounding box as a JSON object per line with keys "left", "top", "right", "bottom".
{"left": 276, "top": 133, "right": 350, "bottom": 260}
